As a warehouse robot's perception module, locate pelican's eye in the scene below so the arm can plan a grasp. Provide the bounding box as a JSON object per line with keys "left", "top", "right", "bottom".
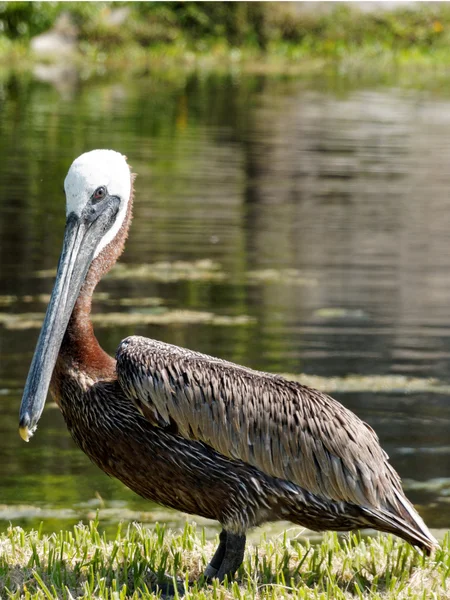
{"left": 92, "top": 186, "right": 107, "bottom": 202}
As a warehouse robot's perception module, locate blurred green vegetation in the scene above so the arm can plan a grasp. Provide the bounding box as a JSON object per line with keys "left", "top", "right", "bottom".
{"left": 0, "top": 1, "right": 274, "bottom": 48}
{"left": 1, "top": 1, "right": 450, "bottom": 74}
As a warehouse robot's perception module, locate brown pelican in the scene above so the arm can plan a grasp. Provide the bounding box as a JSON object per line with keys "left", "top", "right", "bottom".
{"left": 19, "top": 149, "right": 437, "bottom": 586}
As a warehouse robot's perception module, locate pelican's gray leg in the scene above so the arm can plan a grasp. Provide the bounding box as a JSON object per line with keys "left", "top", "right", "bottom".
{"left": 204, "top": 529, "right": 227, "bottom": 579}
{"left": 214, "top": 532, "right": 246, "bottom": 582}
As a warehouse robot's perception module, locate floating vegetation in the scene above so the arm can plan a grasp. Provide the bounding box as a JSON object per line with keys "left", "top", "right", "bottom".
{"left": 0, "top": 521, "right": 447, "bottom": 600}
{"left": 313, "top": 307, "right": 368, "bottom": 320}
{"left": 0, "top": 295, "right": 18, "bottom": 307}
{"left": 0, "top": 503, "right": 220, "bottom": 538}
{"left": 36, "top": 260, "right": 226, "bottom": 282}
{"left": 23, "top": 294, "right": 51, "bottom": 304}
{"left": 90, "top": 310, "right": 254, "bottom": 327}
{"left": 398, "top": 447, "right": 450, "bottom": 456}
{"left": 403, "top": 477, "right": 450, "bottom": 494}
{"left": 247, "top": 268, "right": 317, "bottom": 287}
{"left": 107, "top": 259, "right": 227, "bottom": 282}
{"left": 0, "top": 294, "right": 51, "bottom": 306}
{"left": 0, "top": 292, "right": 162, "bottom": 308}
{"left": 93, "top": 293, "right": 164, "bottom": 308}
{"left": 35, "top": 268, "right": 56, "bottom": 278}
{"left": 0, "top": 309, "right": 254, "bottom": 330}
{"left": 0, "top": 312, "right": 44, "bottom": 330}
{"left": 0, "top": 504, "right": 78, "bottom": 522}
{"left": 101, "top": 297, "right": 163, "bottom": 307}
{"left": 35, "top": 261, "right": 321, "bottom": 289}
{"left": 93, "top": 292, "right": 111, "bottom": 301}
{"left": 283, "top": 373, "right": 450, "bottom": 395}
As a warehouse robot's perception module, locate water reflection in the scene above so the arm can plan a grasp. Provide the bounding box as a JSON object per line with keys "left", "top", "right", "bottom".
{"left": 0, "top": 72, "right": 450, "bottom": 536}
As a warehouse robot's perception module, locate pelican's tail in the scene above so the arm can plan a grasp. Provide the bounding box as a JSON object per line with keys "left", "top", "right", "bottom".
{"left": 362, "top": 487, "right": 438, "bottom": 555}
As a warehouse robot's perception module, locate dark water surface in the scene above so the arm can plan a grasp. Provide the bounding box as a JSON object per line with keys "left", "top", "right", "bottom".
{"left": 1, "top": 71, "right": 450, "bottom": 538}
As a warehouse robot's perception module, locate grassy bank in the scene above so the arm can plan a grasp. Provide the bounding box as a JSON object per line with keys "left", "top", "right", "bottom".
{"left": 3, "top": 2, "right": 450, "bottom": 78}
{"left": 0, "top": 521, "right": 448, "bottom": 599}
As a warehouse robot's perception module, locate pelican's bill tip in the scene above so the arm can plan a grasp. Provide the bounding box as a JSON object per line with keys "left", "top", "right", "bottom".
{"left": 19, "top": 423, "right": 35, "bottom": 442}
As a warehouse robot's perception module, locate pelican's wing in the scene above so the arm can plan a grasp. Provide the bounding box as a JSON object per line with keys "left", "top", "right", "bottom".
{"left": 116, "top": 336, "right": 398, "bottom": 509}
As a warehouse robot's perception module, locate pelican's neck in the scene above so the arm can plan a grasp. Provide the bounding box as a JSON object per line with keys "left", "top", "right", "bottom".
{"left": 58, "top": 179, "right": 134, "bottom": 380}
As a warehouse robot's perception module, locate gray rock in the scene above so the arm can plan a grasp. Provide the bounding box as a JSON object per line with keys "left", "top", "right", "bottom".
{"left": 31, "top": 13, "right": 78, "bottom": 57}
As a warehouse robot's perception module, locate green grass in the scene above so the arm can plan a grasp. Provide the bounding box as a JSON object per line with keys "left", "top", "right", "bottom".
{"left": 0, "top": 520, "right": 448, "bottom": 599}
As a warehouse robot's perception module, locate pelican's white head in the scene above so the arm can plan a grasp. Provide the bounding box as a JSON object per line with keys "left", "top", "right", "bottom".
{"left": 64, "top": 149, "right": 131, "bottom": 257}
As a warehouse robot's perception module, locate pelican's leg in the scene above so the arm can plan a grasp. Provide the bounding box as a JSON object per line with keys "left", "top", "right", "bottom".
{"left": 204, "top": 529, "right": 227, "bottom": 579}
{"left": 214, "top": 532, "right": 246, "bottom": 583}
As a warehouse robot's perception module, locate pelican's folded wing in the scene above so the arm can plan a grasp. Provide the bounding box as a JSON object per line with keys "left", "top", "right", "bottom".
{"left": 116, "top": 336, "right": 399, "bottom": 510}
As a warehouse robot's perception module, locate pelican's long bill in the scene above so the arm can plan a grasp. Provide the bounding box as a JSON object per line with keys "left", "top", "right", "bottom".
{"left": 19, "top": 198, "right": 120, "bottom": 441}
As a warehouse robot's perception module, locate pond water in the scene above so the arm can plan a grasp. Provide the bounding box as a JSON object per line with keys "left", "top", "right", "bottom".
{"left": 1, "top": 68, "right": 450, "bottom": 540}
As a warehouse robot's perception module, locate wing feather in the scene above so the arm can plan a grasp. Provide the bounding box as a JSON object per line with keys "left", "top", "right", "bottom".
{"left": 116, "top": 336, "right": 401, "bottom": 510}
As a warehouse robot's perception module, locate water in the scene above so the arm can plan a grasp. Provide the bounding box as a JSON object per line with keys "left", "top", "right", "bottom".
{"left": 1, "top": 70, "right": 450, "bottom": 538}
